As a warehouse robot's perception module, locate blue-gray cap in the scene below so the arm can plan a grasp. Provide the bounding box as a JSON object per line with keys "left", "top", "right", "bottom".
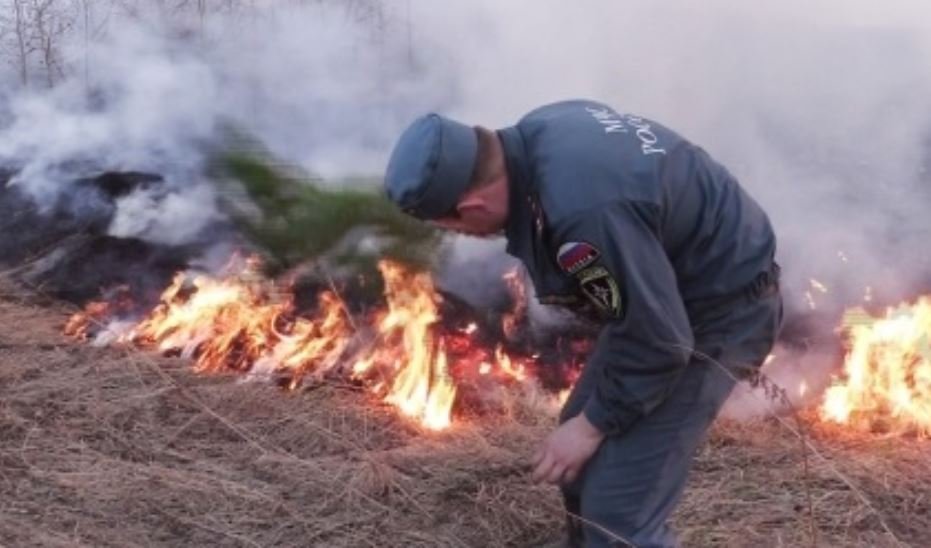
{"left": 384, "top": 113, "right": 478, "bottom": 220}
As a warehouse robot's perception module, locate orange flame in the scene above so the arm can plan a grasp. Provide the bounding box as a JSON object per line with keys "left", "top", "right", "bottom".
{"left": 64, "top": 257, "right": 575, "bottom": 430}
{"left": 64, "top": 301, "right": 110, "bottom": 339}
{"left": 352, "top": 261, "right": 457, "bottom": 430}
{"left": 501, "top": 267, "right": 528, "bottom": 340}
{"left": 821, "top": 297, "right": 931, "bottom": 436}
{"left": 495, "top": 345, "right": 528, "bottom": 382}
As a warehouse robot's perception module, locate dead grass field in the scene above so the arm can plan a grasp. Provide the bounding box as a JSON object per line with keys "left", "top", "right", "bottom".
{"left": 1, "top": 276, "right": 929, "bottom": 547}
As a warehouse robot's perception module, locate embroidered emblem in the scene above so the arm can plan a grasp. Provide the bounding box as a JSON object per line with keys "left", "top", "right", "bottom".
{"left": 576, "top": 267, "right": 621, "bottom": 317}
{"left": 557, "top": 242, "right": 600, "bottom": 274}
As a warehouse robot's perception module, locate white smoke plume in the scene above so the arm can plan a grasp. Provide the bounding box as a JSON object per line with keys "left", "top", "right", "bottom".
{"left": 409, "top": 1, "right": 931, "bottom": 311}
{"left": 1, "top": 0, "right": 929, "bottom": 411}
{"left": 0, "top": 2, "right": 449, "bottom": 242}
{"left": 0, "top": 20, "right": 221, "bottom": 242}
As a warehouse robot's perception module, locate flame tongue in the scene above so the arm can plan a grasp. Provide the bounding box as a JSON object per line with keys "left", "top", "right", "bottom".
{"left": 70, "top": 250, "right": 931, "bottom": 436}
{"left": 821, "top": 297, "right": 931, "bottom": 436}
{"left": 359, "top": 261, "right": 457, "bottom": 430}
{"left": 131, "top": 268, "right": 295, "bottom": 372}
{"left": 65, "top": 256, "right": 585, "bottom": 430}
{"left": 67, "top": 257, "right": 471, "bottom": 430}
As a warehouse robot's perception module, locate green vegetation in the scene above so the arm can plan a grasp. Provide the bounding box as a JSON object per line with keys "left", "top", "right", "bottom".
{"left": 210, "top": 129, "right": 443, "bottom": 277}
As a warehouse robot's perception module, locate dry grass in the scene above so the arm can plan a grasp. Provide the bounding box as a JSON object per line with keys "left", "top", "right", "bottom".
{"left": 0, "top": 277, "right": 929, "bottom": 547}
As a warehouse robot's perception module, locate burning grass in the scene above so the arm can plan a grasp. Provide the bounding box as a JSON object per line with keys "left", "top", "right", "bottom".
{"left": 1, "top": 276, "right": 930, "bottom": 546}
{"left": 820, "top": 299, "right": 931, "bottom": 436}
{"left": 63, "top": 256, "right": 571, "bottom": 432}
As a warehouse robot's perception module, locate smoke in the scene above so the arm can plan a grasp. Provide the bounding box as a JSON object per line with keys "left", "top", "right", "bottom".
{"left": 2, "top": 2, "right": 927, "bottom": 274}
{"left": 108, "top": 183, "right": 220, "bottom": 246}
{"left": 0, "top": 22, "right": 220, "bottom": 244}
{"left": 1, "top": 0, "right": 929, "bottom": 410}
{"left": 409, "top": 1, "right": 931, "bottom": 309}
{"left": 404, "top": 1, "right": 931, "bottom": 404}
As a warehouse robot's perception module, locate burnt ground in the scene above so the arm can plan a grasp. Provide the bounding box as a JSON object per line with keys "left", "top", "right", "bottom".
{"left": 0, "top": 275, "right": 929, "bottom": 548}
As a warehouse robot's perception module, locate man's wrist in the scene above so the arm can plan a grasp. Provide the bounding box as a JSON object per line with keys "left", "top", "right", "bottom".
{"left": 575, "top": 411, "right": 606, "bottom": 440}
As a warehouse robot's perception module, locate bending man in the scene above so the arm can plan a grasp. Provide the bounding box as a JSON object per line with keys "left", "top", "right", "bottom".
{"left": 383, "top": 100, "right": 783, "bottom": 547}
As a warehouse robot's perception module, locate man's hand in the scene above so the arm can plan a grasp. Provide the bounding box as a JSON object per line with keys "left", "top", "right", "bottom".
{"left": 532, "top": 413, "right": 606, "bottom": 485}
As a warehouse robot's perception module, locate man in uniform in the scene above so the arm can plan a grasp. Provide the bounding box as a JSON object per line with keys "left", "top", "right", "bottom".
{"left": 383, "top": 100, "right": 782, "bottom": 547}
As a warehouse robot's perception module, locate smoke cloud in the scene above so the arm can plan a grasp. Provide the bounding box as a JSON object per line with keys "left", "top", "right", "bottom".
{"left": 1, "top": 0, "right": 929, "bottom": 411}
{"left": 411, "top": 1, "right": 931, "bottom": 310}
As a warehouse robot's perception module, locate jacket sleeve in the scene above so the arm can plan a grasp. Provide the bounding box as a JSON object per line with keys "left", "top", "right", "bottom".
{"left": 552, "top": 200, "right": 695, "bottom": 436}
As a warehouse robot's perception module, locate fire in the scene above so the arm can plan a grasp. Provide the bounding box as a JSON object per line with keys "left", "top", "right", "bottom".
{"left": 804, "top": 278, "right": 829, "bottom": 311}
{"left": 501, "top": 267, "right": 528, "bottom": 340}
{"left": 252, "top": 290, "right": 352, "bottom": 388}
{"left": 132, "top": 271, "right": 285, "bottom": 372}
{"left": 809, "top": 278, "right": 828, "bottom": 294}
{"left": 821, "top": 297, "right": 931, "bottom": 436}
{"left": 351, "top": 261, "right": 457, "bottom": 430}
{"left": 66, "top": 257, "right": 577, "bottom": 430}
{"left": 64, "top": 301, "right": 110, "bottom": 339}
{"left": 72, "top": 252, "right": 931, "bottom": 437}
{"left": 494, "top": 345, "right": 528, "bottom": 382}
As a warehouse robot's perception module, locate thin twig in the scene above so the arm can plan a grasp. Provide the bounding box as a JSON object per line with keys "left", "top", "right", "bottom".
{"left": 132, "top": 351, "right": 273, "bottom": 456}
{"left": 793, "top": 409, "right": 819, "bottom": 547}
{"left": 322, "top": 270, "right": 358, "bottom": 331}
{"left": 669, "top": 342, "right": 905, "bottom": 547}
{"left": 567, "top": 510, "right": 637, "bottom": 547}
{"left": 742, "top": 367, "right": 819, "bottom": 547}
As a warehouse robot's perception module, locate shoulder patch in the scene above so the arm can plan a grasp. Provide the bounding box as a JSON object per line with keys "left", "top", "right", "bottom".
{"left": 576, "top": 266, "right": 622, "bottom": 317}
{"left": 557, "top": 242, "right": 600, "bottom": 274}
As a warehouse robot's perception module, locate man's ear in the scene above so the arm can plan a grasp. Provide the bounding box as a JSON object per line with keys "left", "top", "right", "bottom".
{"left": 455, "top": 189, "right": 486, "bottom": 214}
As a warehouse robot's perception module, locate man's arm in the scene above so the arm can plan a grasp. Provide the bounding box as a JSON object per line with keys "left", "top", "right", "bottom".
{"left": 553, "top": 199, "right": 695, "bottom": 436}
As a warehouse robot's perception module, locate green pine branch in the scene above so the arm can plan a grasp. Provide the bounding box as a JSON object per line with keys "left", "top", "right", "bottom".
{"left": 208, "top": 126, "right": 443, "bottom": 277}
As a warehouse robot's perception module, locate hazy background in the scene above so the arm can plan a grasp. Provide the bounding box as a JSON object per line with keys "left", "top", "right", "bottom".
{"left": 1, "top": 1, "right": 930, "bottom": 405}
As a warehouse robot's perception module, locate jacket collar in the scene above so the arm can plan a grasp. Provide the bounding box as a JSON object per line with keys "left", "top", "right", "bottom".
{"left": 498, "top": 126, "right": 533, "bottom": 260}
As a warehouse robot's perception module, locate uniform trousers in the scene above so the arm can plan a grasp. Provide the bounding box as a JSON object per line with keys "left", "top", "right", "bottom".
{"left": 558, "top": 278, "right": 783, "bottom": 548}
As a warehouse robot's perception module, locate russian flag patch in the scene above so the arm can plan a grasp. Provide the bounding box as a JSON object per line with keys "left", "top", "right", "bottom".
{"left": 556, "top": 242, "right": 600, "bottom": 274}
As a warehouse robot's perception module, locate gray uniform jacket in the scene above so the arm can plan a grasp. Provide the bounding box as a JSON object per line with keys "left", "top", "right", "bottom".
{"left": 499, "top": 99, "right": 776, "bottom": 436}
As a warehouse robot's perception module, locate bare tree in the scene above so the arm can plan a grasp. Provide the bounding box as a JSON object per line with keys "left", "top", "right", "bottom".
{"left": 12, "top": 0, "right": 33, "bottom": 86}
{"left": 71, "top": 0, "right": 112, "bottom": 91}
{"left": 0, "top": 0, "right": 76, "bottom": 89}
{"left": 0, "top": 6, "right": 9, "bottom": 82}
{"left": 0, "top": 5, "right": 7, "bottom": 45}
{"left": 0, "top": 0, "right": 391, "bottom": 91}
{"left": 30, "top": 0, "right": 76, "bottom": 87}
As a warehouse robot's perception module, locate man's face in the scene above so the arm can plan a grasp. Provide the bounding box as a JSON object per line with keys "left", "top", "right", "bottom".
{"left": 431, "top": 207, "right": 504, "bottom": 237}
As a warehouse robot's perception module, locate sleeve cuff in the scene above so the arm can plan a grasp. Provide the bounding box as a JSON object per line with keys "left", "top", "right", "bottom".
{"left": 582, "top": 393, "right": 641, "bottom": 437}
